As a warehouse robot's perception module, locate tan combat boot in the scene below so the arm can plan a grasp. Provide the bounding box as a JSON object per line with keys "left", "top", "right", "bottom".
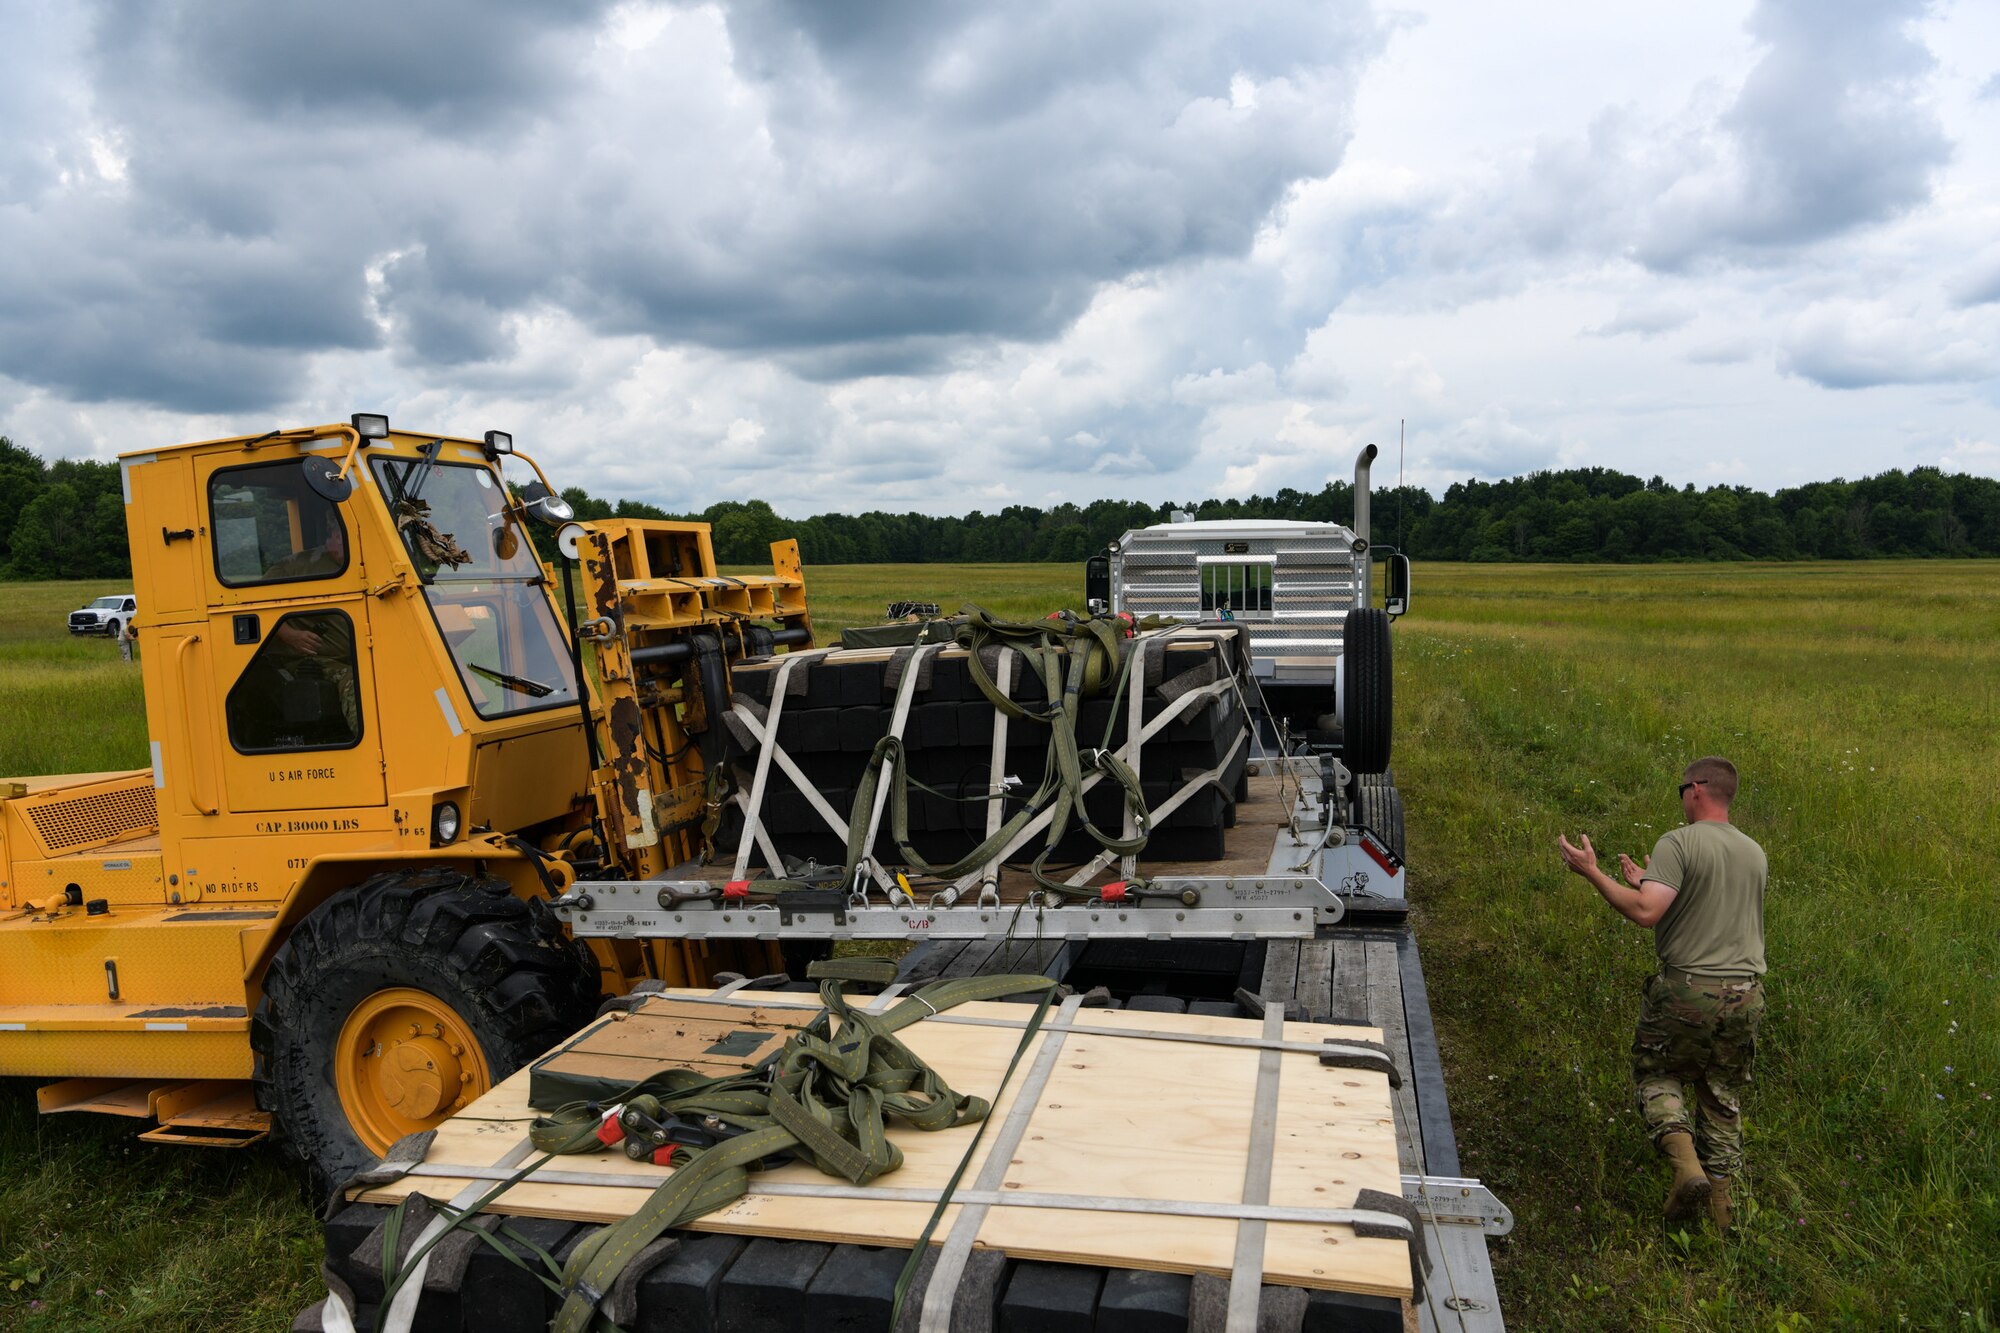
{"left": 1708, "top": 1175, "right": 1733, "bottom": 1233}
{"left": 1659, "top": 1132, "right": 1711, "bottom": 1223}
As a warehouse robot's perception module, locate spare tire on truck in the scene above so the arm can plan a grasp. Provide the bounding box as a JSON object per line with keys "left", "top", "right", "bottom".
{"left": 1354, "top": 781, "right": 1405, "bottom": 861}
{"left": 1340, "top": 607, "right": 1392, "bottom": 774}
{"left": 252, "top": 867, "right": 601, "bottom": 1186}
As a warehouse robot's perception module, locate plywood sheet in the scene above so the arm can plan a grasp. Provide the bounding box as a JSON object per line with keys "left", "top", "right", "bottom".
{"left": 526, "top": 999, "right": 819, "bottom": 1107}
{"left": 353, "top": 991, "right": 1411, "bottom": 1299}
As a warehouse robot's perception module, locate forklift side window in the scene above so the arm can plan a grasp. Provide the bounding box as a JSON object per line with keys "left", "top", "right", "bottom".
{"left": 225, "top": 610, "right": 363, "bottom": 752}
{"left": 208, "top": 462, "right": 350, "bottom": 586}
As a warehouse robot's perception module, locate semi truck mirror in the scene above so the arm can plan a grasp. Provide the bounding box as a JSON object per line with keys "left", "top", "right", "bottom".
{"left": 1385, "top": 553, "right": 1412, "bottom": 618}
{"left": 1085, "top": 553, "right": 1111, "bottom": 612}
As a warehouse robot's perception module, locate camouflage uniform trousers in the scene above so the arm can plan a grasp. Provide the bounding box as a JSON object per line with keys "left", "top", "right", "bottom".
{"left": 1631, "top": 970, "right": 1765, "bottom": 1179}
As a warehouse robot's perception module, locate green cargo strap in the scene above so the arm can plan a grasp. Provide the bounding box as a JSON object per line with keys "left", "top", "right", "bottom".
{"left": 546, "top": 958, "right": 1057, "bottom": 1333}
{"left": 838, "top": 617, "right": 964, "bottom": 650}
{"left": 372, "top": 1120, "right": 604, "bottom": 1331}
{"left": 826, "top": 605, "right": 1152, "bottom": 898}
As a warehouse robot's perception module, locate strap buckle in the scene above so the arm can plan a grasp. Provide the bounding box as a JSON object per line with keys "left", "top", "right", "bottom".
{"left": 594, "top": 1102, "right": 627, "bottom": 1146}
{"left": 620, "top": 1110, "right": 794, "bottom": 1165}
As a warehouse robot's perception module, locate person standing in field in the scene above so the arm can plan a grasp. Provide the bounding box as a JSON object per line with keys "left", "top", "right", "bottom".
{"left": 1556, "top": 756, "right": 1767, "bottom": 1232}
{"left": 117, "top": 617, "right": 135, "bottom": 663}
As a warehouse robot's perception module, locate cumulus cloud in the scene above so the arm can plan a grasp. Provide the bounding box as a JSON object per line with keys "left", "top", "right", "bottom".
{"left": 1487, "top": 0, "right": 1954, "bottom": 274}
{"left": 1952, "top": 258, "right": 2000, "bottom": 309}
{"left": 1939, "top": 437, "right": 1999, "bottom": 476}
{"left": 1684, "top": 338, "right": 1760, "bottom": 367}
{"left": 1590, "top": 301, "right": 1696, "bottom": 339}
{"left": 1425, "top": 407, "right": 1562, "bottom": 479}
{"left": 1637, "top": 0, "right": 1949, "bottom": 266}
{"left": 1778, "top": 301, "right": 1991, "bottom": 389}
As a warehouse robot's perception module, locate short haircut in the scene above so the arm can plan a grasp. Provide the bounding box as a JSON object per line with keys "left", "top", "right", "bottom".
{"left": 1684, "top": 756, "right": 1738, "bottom": 805}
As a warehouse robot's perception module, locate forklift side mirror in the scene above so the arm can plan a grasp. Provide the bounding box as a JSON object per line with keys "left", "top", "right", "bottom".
{"left": 301, "top": 456, "right": 354, "bottom": 503}
{"left": 1385, "top": 553, "right": 1412, "bottom": 618}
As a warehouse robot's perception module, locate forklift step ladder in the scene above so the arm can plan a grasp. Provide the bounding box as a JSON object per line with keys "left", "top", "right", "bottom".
{"left": 37, "top": 1077, "right": 271, "bottom": 1147}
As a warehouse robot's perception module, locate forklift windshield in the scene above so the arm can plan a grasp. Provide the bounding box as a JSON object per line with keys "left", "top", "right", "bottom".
{"left": 371, "top": 455, "right": 580, "bottom": 720}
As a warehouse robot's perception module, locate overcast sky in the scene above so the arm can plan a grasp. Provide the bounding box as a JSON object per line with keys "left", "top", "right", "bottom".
{"left": 3, "top": 0, "right": 1997, "bottom": 512}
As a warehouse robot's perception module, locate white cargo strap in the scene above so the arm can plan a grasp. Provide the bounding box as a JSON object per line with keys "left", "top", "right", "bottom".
{"left": 949, "top": 674, "right": 1233, "bottom": 894}
{"left": 858, "top": 642, "right": 947, "bottom": 890}
{"left": 1120, "top": 634, "right": 1148, "bottom": 882}
{"left": 730, "top": 650, "right": 831, "bottom": 882}
{"left": 728, "top": 701, "right": 850, "bottom": 841}
{"left": 976, "top": 648, "right": 1016, "bottom": 890}
{"left": 356, "top": 1137, "right": 536, "bottom": 1333}
{"left": 1224, "top": 1004, "right": 1286, "bottom": 1333}
{"left": 918, "top": 993, "right": 1086, "bottom": 1333}
{"left": 1064, "top": 726, "right": 1248, "bottom": 888}
{"left": 1110, "top": 624, "right": 1199, "bottom": 882}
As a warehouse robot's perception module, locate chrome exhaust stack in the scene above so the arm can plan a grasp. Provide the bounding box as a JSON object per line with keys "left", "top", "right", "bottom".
{"left": 1353, "top": 443, "right": 1377, "bottom": 606}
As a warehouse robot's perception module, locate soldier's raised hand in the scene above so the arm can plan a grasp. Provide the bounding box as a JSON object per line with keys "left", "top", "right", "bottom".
{"left": 1619, "top": 851, "right": 1650, "bottom": 890}
{"left": 1557, "top": 833, "right": 1597, "bottom": 877}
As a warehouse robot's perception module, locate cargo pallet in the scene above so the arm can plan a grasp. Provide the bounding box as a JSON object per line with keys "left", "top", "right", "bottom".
{"left": 296, "top": 761, "right": 1508, "bottom": 1333}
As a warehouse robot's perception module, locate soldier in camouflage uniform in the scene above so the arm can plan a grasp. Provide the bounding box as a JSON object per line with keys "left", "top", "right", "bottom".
{"left": 1558, "top": 756, "right": 1767, "bottom": 1232}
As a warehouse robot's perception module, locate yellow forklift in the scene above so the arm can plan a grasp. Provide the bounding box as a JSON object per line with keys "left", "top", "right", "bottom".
{"left": 0, "top": 414, "right": 811, "bottom": 1182}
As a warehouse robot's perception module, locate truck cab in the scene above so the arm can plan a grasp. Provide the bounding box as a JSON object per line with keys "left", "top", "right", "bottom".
{"left": 1088, "top": 446, "right": 1410, "bottom": 766}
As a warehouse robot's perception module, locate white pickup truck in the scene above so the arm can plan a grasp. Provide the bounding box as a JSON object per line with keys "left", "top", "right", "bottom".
{"left": 66, "top": 592, "right": 137, "bottom": 638}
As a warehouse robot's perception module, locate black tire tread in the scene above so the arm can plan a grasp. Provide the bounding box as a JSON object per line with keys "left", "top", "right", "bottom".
{"left": 1341, "top": 608, "right": 1392, "bottom": 774}
{"left": 252, "top": 866, "right": 601, "bottom": 1186}
{"left": 1353, "top": 784, "right": 1405, "bottom": 861}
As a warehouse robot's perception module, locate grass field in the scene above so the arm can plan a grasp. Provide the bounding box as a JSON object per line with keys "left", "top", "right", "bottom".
{"left": 1, "top": 562, "right": 1996, "bottom": 1330}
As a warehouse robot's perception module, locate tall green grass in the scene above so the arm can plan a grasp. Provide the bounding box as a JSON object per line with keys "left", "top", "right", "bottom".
{"left": 1399, "top": 562, "right": 1999, "bottom": 1329}
{"left": 0, "top": 583, "right": 150, "bottom": 780}
{"left": 0, "top": 562, "right": 1993, "bottom": 1329}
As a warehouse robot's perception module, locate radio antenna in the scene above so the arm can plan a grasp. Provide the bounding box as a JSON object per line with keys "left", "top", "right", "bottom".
{"left": 1398, "top": 417, "right": 1405, "bottom": 550}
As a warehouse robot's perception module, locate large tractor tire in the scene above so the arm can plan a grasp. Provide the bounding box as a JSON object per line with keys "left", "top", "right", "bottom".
{"left": 1340, "top": 607, "right": 1393, "bottom": 774}
{"left": 252, "top": 867, "right": 601, "bottom": 1186}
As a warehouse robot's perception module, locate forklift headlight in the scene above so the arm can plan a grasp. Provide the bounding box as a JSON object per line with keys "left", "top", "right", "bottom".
{"left": 351, "top": 413, "right": 390, "bottom": 440}
{"left": 482, "top": 430, "right": 513, "bottom": 457}
{"left": 432, "top": 801, "right": 461, "bottom": 846}
{"left": 517, "top": 479, "right": 575, "bottom": 526}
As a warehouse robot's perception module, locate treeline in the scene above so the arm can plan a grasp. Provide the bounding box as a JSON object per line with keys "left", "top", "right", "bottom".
{"left": 567, "top": 466, "right": 2000, "bottom": 567}
{"left": 0, "top": 438, "right": 130, "bottom": 579}
{"left": 2, "top": 431, "right": 1996, "bottom": 578}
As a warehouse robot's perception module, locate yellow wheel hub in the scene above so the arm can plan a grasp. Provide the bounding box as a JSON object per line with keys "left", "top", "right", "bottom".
{"left": 335, "top": 988, "right": 492, "bottom": 1154}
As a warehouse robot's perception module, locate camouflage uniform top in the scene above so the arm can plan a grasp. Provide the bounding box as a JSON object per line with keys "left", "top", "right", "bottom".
{"left": 261, "top": 545, "right": 357, "bottom": 683}
{"left": 1646, "top": 821, "right": 1767, "bottom": 977}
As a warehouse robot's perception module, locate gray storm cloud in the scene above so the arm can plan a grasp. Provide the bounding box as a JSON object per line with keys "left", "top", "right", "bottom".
{"left": 0, "top": 0, "right": 1381, "bottom": 413}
